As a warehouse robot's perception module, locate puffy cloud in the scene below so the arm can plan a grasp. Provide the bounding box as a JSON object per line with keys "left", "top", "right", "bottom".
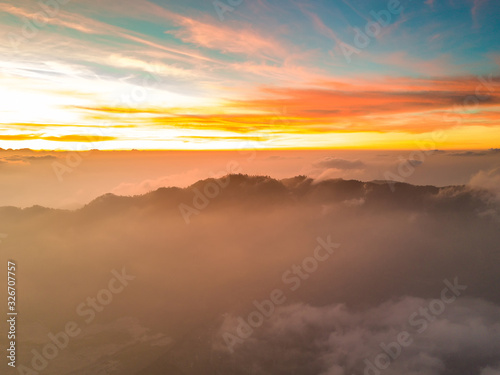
{"left": 111, "top": 169, "right": 203, "bottom": 196}
{"left": 481, "top": 366, "right": 500, "bottom": 375}
{"left": 313, "top": 157, "right": 366, "bottom": 170}
{"left": 215, "top": 298, "right": 500, "bottom": 375}
{"left": 450, "top": 149, "right": 500, "bottom": 157}
{"left": 469, "top": 167, "right": 500, "bottom": 200}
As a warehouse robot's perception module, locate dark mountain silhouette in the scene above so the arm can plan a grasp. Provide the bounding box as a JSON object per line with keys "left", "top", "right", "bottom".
{"left": 1, "top": 174, "right": 493, "bottom": 219}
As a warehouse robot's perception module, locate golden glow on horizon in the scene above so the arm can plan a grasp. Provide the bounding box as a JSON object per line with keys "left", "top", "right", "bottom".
{"left": 1, "top": 5, "right": 499, "bottom": 152}
{"left": 1, "top": 126, "right": 499, "bottom": 151}
{"left": 1, "top": 69, "right": 499, "bottom": 151}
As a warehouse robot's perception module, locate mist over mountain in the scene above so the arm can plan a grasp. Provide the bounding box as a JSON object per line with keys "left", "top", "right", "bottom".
{"left": 4, "top": 173, "right": 495, "bottom": 217}
{"left": 2, "top": 0, "right": 500, "bottom": 373}
{"left": 1, "top": 174, "right": 499, "bottom": 375}
{"left": 1, "top": 148, "right": 499, "bottom": 209}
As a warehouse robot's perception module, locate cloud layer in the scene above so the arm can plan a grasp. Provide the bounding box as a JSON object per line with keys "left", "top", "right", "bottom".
{"left": 0, "top": 173, "right": 499, "bottom": 374}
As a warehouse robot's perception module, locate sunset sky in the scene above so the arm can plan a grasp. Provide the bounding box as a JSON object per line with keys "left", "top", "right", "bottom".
{"left": 1, "top": 0, "right": 499, "bottom": 150}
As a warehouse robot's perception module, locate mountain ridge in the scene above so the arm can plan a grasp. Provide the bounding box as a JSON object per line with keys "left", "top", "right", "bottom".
{"left": 0, "top": 174, "right": 495, "bottom": 215}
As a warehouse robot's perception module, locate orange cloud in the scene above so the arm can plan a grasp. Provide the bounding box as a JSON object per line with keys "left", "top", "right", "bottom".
{"left": 167, "top": 17, "right": 286, "bottom": 61}
{"left": 42, "top": 135, "right": 117, "bottom": 142}
{"left": 74, "top": 75, "right": 500, "bottom": 136}
{"left": 0, "top": 134, "right": 117, "bottom": 142}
